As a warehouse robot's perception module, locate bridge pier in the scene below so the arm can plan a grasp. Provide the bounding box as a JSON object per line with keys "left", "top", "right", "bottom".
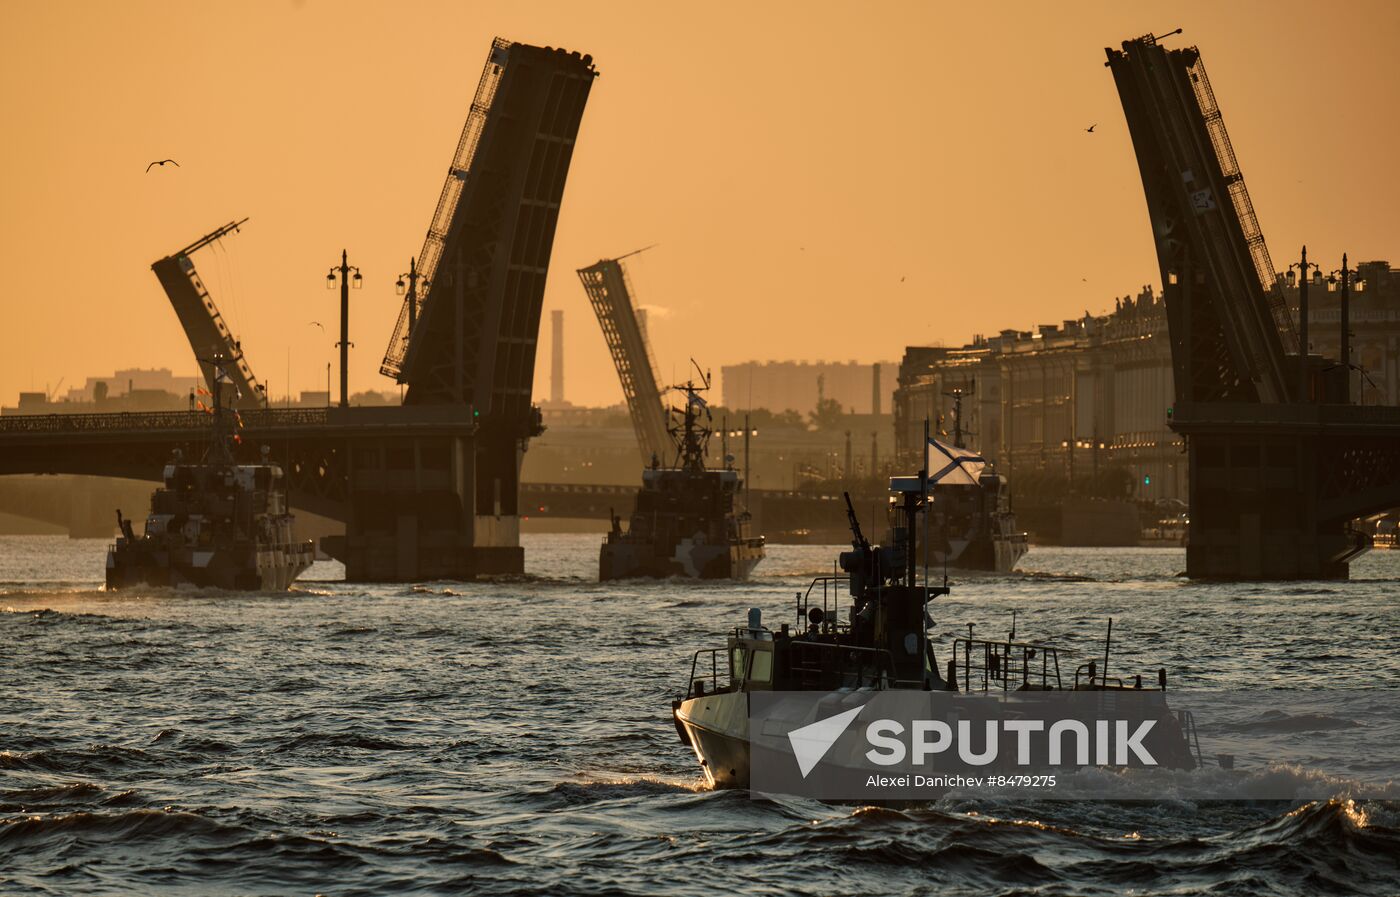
{"left": 323, "top": 427, "right": 525, "bottom": 582}
{"left": 1187, "top": 434, "right": 1355, "bottom": 579}
{"left": 1176, "top": 403, "right": 1396, "bottom": 580}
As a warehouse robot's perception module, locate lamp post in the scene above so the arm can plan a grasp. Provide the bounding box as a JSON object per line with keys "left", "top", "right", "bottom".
{"left": 326, "top": 249, "right": 362, "bottom": 407}
{"left": 1326, "top": 254, "right": 1363, "bottom": 404}
{"left": 395, "top": 256, "right": 430, "bottom": 339}
{"left": 1287, "top": 246, "right": 1322, "bottom": 403}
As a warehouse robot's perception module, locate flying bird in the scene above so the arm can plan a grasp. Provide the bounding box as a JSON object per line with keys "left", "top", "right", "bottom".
{"left": 146, "top": 159, "right": 180, "bottom": 172}
{"left": 899, "top": 276, "right": 906, "bottom": 283}
{"left": 1085, "top": 124, "right": 1096, "bottom": 133}
{"left": 308, "top": 321, "right": 324, "bottom": 332}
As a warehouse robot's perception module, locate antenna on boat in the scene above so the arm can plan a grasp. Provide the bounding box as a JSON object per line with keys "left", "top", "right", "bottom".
{"left": 1102, "top": 618, "right": 1113, "bottom": 687}
{"left": 942, "top": 514, "right": 950, "bottom": 591}
{"left": 688, "top": 357, "right": 711, "bottom": 390}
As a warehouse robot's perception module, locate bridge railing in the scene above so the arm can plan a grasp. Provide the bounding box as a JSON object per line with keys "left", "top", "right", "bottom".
{"left": 0, "top": 408, "right": 331, "bottom": 434}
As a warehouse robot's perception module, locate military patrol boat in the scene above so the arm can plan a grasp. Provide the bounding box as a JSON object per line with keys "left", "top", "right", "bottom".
{"left": 926, "top": 390, "right": 1028, "bottom": 573}
{"left": 601, "top": 373, "right": 764, "bottom": 580}
{"left": 671, "top": 474, "right": 1197, "bottom": 790}
{"left": 106, "top": 374, "right": 314, "bottom": 591}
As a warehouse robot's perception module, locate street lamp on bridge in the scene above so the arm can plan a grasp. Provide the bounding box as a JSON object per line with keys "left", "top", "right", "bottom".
{"left": 1325, "top": 254, "right": 1368, "bottom": 404}
{"left": 326, "top": 250, "right": 362, "bottom": 408}
{"left": 1286, "top": 246, "right": 1323, "bottom": 403}
{"left": 396, "top": 256, "right": 431, "bottom": 338}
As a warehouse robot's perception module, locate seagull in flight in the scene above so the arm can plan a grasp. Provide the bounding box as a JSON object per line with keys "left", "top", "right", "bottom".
{"left": 146, "top": 159, "right": 180, "bottom": 172}
{"left": 1085, "top": 124, "right": 1096, "bottom": 133}
{"left": 308, "top": 321, "right": 324, "bottom": 332}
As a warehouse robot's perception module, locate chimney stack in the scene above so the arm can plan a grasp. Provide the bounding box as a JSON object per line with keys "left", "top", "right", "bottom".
{"left": 550, "top": 310, "right": 564, "bottom": 405}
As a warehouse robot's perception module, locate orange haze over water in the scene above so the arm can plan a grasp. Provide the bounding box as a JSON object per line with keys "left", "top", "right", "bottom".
{"left": 2, "top": 1, "right": 1398, "bottom": 409}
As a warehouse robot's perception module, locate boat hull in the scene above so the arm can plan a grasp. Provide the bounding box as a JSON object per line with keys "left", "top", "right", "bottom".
{"left": 939, "top": 532, "right": 1029, "bottom": 573}
{"left": 600, "top": 537, "right": 765, "bottom": 581}
{"left": 674, "top": 692, "right": 751, "bottom": 789}
{"left": 106, "top": 541, "right": 315, "bottom": 591}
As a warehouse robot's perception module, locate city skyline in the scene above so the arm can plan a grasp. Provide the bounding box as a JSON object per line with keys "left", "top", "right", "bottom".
{"left": 3, "top": 1, "right": 1398, "bottom": 409}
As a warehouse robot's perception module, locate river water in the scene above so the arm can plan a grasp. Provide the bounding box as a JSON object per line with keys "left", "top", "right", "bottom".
{"left": 2, "top": 534, "right": 1398, "bottom": 895}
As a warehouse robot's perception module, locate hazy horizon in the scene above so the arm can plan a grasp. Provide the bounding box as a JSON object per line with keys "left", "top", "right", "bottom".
{"left": 3, "top": 0, "right": 1398, "bottom": 408}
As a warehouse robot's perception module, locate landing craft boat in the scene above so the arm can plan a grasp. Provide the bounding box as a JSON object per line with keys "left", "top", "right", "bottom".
{"left": 106, "top": 374, "right": 314, "bottom": 591}
{"left": 601, "top": 373, "right": 764, "bottom": 580}
{"left": 925, "top": 390, "right": 1027, "bottom": 573}
{"left": 670, "top": 474, "right": 1197, "bottom": 791}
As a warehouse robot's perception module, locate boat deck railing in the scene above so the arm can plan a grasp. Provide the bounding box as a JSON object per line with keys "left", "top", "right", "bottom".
{"left": 951, "top": 637, "right": 1066, "bottom": 692}
{"left": 1175, "top": 708, "right": 1204, "bottom": 769}
{"left": 796, "top": 575, "right": 851, "bottom": 634}
{"left": 1072, "top": 660, "right": 1170, "bottom": 693}
{"left": 685, "top": 647, "right": 729, "bottom": 699}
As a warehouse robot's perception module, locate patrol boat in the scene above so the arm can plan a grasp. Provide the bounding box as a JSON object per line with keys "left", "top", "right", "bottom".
{"left": 670, "top": 474, "right": 1197, "bottom": 790}
{"left": 601, "top": 373, "right": 765, "bottom": 580}
{"left": 106, "top": 375, "right": 314, "bottom": 590}
{"left": 925, "top": 389, "right": 1028, "bottom": 573}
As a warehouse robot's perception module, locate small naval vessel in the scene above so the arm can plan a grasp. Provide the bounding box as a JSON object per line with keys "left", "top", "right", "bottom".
{"left": 926, "top": 390, "right": 1028, "bottom": 573}
{"left": 106, "top": 374, "right": 314, "bottom": 590}
{"left": 671, "top": 473, "right": 1197, "bottom": 790}
{"left": 601, "top": 373, "right": 765, "bottom": 580}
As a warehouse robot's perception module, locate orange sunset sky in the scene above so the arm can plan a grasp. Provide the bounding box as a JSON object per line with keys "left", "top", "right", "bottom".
{"left": 2, "top": 1, "right": 1398, "bottom": 408}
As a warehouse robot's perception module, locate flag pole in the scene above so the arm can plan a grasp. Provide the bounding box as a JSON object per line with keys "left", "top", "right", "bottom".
{"left": 921, "top": 416, "right": 930, "bottom": 686}
{"left": 922, "top": 417, "right": 930, "bottom": 592}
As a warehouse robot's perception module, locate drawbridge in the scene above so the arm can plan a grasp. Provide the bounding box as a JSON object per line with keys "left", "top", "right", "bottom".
{"left": 150, "top": 218, "right": 263, "bottom": 409}
{"left": 577, "top": 251, "right": 670, "bottom": 464}
{"left": 1, "top": 38, "right": 597, "bottom": 583}
{"left": 1108, "top": 33, "right": 1400, "bottom": 579}
{"left": 340, "top": 37, "right": 597, "bottom": 579}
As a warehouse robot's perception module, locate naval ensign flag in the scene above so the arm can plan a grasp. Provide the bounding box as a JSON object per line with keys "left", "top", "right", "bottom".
{"left": 926, "top": 438, "right": 986, "bottom": 486}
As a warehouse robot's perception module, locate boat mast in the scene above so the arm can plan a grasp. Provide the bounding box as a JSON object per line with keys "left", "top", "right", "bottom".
{"left": 198, "top": 353, "right": 238, "bottom": 465}
{"left": 668, "top": 361, "right": 713, "bottom": 472}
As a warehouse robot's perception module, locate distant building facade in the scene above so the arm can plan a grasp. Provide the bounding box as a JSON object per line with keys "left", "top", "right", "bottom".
{"left": 895, "top": 286, "right": 1185, "bottom": 502}
{"left": 722, "top": 360, "right": 897, "bottom": 415}
{"left": 894, "top": 262, "right": 1400, "bottom": 503}
{"left": 60, "top": 368, "right": 197, "bottom": 404}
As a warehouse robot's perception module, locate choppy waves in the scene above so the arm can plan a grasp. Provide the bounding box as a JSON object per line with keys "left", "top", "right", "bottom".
{"left": 1, "top": 537, "right": 1399, "bottom": 895}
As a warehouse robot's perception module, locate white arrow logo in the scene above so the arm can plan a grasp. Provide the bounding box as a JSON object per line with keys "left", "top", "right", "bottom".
{"left": 787, "top": 706, "right": 863, "bottom": 778}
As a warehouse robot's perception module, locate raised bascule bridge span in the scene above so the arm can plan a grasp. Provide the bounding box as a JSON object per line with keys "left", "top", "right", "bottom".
{"left": 0, "top": 38, "right": 597, "bottom": 582}
{"left": 1108, "top": 33, "right": 1400, "bottom": 579}
{"left": 576, "top": 250, "right": 671, "bottom": 466}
